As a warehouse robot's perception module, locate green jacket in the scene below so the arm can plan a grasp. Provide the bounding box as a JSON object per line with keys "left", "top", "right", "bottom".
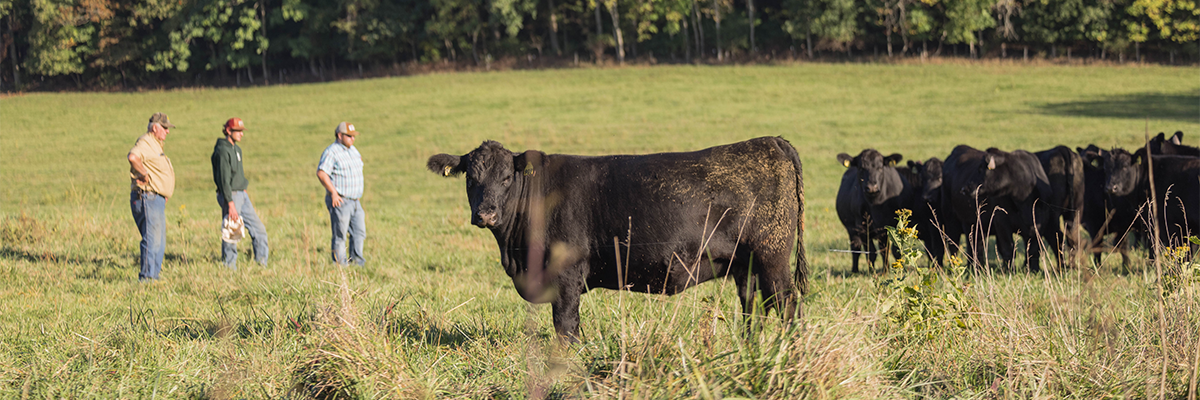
{"left": 211, "top": 138, "right": 249, "bottom": 201}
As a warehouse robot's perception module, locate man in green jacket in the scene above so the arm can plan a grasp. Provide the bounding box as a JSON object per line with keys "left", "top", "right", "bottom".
{"left": 211, "top": 117, "right": 269, "bottom": 268}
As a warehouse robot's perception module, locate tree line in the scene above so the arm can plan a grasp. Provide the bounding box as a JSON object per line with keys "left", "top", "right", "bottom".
{"left": 0, "top": 0, "right": 1195, "bottom": 90}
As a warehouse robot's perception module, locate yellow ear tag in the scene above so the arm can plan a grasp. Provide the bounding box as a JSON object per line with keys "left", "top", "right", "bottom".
{"left": 842, "top": 160, "right": 851, "bottom": 167}
{"left": 523, "top": 164, "right": 535, "bottom": 176}
{"left": 442, "top": 165, "right": 453, "bottom": 176}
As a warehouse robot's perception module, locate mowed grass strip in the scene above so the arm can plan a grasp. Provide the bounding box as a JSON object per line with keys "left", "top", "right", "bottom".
{"left": 1, "top": 63, "right": 1198, "bottom": 398}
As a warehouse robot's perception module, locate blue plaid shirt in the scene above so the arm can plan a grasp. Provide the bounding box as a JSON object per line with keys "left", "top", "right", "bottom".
{"left": 318, "top": 142, "right": 364, "bottom": 199}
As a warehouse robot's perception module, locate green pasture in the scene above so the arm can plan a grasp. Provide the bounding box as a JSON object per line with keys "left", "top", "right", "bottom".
{"left": 2, "top": 63, "right": 1199, "bottom": 398}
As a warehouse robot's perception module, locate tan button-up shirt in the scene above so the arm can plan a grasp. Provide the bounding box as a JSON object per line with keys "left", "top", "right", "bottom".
{"left": 129, "top": 133, "right": 176, "bottom": 199}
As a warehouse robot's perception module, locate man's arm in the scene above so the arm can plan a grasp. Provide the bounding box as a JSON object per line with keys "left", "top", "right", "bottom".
{"left": 128, "top": 153, "right": 149, "bottom": 186}
{"left": 215, "top": 150, "right": 240, "bottom": 222}
{"left": 317, "top": 170, "right": 343, "bottom": 207}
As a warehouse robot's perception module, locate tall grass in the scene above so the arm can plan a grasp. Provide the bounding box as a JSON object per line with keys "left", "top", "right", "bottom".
{"left": 1, "top": 63, "right": 1198, "bottom": 398}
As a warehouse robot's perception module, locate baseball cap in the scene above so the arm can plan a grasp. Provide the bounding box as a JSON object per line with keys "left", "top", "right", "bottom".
{"left": 224, "top": 117, "right": 245, "bottom": 131}
{"left": 148, "top": 112, "right": 176, "bottom": 128}
{"left": 335, "top": 122, "right": 359, "bottom": 136}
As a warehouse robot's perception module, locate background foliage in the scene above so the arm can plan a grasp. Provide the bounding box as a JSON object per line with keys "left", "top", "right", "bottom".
{"left": 0, "top": 0, "right": 1197, "bottom": 89}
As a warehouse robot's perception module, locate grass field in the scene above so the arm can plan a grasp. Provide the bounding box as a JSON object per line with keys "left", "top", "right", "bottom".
{"left": 2, "top": 62, "right": 1199, "bottom": 398}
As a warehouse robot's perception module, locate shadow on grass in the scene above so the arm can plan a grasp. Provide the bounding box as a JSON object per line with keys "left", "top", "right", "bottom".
{"left": 0, "top": 247, "right": 202, "bottom": 282}
{"left": 0, "top": 246, "right": 115, "bottom": 266}
{"left": 1035, "top": 91, "right": 1200, "bottom": 122}
{"left": 386, "top": 317, "right": 477, "bottom": 346}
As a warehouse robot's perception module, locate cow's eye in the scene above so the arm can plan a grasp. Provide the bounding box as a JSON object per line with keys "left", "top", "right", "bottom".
{"left": 502, "top": 176, "right": 512, "bottom": 186}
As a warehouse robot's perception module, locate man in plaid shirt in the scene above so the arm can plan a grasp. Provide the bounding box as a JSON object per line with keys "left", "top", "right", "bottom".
{"left": 317, "top": 121, "right": 366, "bottom": 265}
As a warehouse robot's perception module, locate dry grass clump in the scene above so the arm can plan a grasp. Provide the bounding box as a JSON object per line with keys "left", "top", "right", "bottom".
{"left": 577, "top": 298, "right": 898, "bottom": 399}
{"left": 294, "top": 270, "right": 417, "bottom": 399}
{"left": 884, "top": 269, "right": 1200, "bottom": 399}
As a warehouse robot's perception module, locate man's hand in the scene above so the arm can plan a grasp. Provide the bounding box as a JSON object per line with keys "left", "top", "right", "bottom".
{"left": 317, "top": 170, "right": 344, "bottom": 208}
{"left": 128, "top": 153, "right": 150, "bottom": 186}
{"left": 227, "top": 201, "right": 241, "bottom": 224}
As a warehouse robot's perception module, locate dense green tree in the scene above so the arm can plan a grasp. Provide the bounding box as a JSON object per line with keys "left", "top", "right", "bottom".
{"left": 427, "top": 0, "right": 483, "bottom": 62}
{"left": 1128, "top": 0, "right": 1199, "bottom": 43}
{"left": 784, "top": 0, "right": 861, "bottom": 56}
{"left": 24, "top": 0, "right": 98, "bottom": 76}
{"left": 941, "top": 0, "right": 994, "bottom": 56}
{"left": 0, "top": 0, "right": 1194, "bottom": 89}
{"left": 1022, "top": 0, "right": 1111, "bottom": 57}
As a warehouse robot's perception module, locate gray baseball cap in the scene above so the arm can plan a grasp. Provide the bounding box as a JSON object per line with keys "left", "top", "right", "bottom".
{"left": 148, "top": 112, "right": 176, "bottom": 128}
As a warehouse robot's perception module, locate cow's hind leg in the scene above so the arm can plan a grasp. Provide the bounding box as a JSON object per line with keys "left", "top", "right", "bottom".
{"left": 732, "top": 265, "right": 760, "bottom": 333}
{"left": 755, "top": 250, "right": 799, "bottom": 322}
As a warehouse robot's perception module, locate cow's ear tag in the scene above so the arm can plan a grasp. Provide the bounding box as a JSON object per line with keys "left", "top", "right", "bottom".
{"left": 986, "top": 157, "right": 996, "bottom": 170}
{"left": 842, "top": 160, "right": 851, "bottom": 167}
{"left": 442, "top": 165, "right": 453, "bottom": 177}
{"left": 889, "top": 160, "right": 897, "bottom": 166}
{"left": 523, "top": 163, "right": 535, "bottom": 176}
{"left": 1135, "top": 157, "right": 1142, "bottom": 165}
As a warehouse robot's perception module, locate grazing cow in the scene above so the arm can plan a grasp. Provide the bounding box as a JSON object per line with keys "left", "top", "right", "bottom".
{"left": 1088, "top": 147, "right": 1200, "bottom": 250}
{"left": 1034, "top": 146, "right": 1085, "bottom": 268}
{"left": 905, "top": 157, "right": 947, "bottom": 264}
{"left": 835, "top": 150, "right": 909, "bottom": 273}
{"left": 1077, "top": 146, "right": 1139, "bottom": 267}
{"left": 1149, "top": 131, "right": 1199, "bottom": 157}
{"left": 941, "top": 145, "right": 1056, "bottom": 272}
{"left": 427, "top": 137, "right": 809, "bottom": 341}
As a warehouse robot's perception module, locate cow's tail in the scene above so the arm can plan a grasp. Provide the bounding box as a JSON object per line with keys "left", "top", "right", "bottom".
{"left": 778, "top": 137, "right": 809, "bottom": 297}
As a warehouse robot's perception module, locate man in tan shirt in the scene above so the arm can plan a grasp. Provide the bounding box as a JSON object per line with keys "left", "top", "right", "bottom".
{"left": 128, "top": 112, "right": 176, "bottom": 281}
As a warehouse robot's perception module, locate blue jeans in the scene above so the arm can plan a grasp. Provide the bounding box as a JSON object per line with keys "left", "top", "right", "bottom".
{"left": 218, "top": 191, "right": 269, "bottom": 268}
{"left": 130, "top": 191, "right": 166, "bottom": 280}
{"left": 326, "top": 194, "right": 366, "bottom": 265}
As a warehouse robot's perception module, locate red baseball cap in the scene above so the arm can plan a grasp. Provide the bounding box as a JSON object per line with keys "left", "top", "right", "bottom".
{"left": 224, "top": 118, "right": 245, "bottom": 131}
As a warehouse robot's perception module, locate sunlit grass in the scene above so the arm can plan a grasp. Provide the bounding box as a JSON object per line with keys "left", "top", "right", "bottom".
{"left": 1, "top": 63, "right": 1198, "bottom": 397}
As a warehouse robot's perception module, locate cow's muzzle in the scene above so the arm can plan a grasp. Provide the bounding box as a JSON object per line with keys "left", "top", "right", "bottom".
{"left": 474, "top": 211, "right": 499, "bottom": 228}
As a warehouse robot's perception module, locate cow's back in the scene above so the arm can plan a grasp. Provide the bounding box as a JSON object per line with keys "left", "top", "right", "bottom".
{"left": 540, "top": 137, "right": 802, "bottom": 293}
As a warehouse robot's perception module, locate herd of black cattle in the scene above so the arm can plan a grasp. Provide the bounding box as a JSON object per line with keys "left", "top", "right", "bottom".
{"left": 837, "top": 131, "right": 1200, "bottom": 275}
{"left": 426, "top": 134, "right": 1197, "bottom": 340}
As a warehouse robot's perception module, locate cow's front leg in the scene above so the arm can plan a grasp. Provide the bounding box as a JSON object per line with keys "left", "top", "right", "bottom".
{"left": 995, "top": 233, "right": 1016, "bottom": 271}
{"left": 551, "top": 277, "right": 583, "bottom": 343}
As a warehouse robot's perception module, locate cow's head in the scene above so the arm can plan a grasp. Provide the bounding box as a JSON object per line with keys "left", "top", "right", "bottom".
{"left": 974, "top": 150, "right": 1009, "bottom": 196}
{"left": 428, "top": 141, "right": 535, "bottom": 229}
{"left": 913, "top": 157, "right": 943, "bottom": 203}
{"left": 837, "top": 149, "right": 903, "bottom": 204}
{"left": 1086, "top": 147, "right": 1144, "bottom": 197}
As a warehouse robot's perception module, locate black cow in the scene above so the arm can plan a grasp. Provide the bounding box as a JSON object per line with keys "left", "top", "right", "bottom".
{"left": 941, "top": 145, "right": 1057, "bottom": 272}
{"left": 427, "top": 137, "right": 809, "bottom": 340}
{"left": 1078, "top": 145, "right": 1141, "bottom": 267}
{"left": 905, "top": 157, "right": 946, "bottom": 264}
{"left": 1088, "top": 147, "right": 1200, "bottom": 250}
{"left": 835, "top": 150, "right": 908, "bottom": 273}
{"left": 1149, "top": 131, "right": 1199, "bottom": 157}
{"left": 1034, "top": 146, "right": 1085, "bottom": 268}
